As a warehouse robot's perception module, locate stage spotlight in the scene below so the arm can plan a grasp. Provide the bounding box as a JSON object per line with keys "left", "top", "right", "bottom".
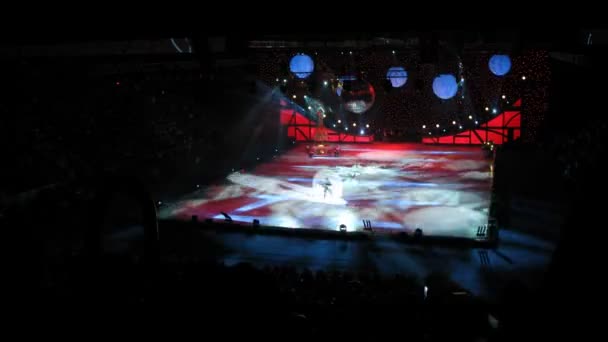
{"left": 443, "top": 129, "right": 446, "bottom": 132}
{"left": 485, "top": 107, "right": 489, "bottom": 111}
{"left": 459, "top": 125, "right": 463, "bottom": 129}
{"left": 345, "top": 127, "right": 348, "bottom": 131}
{"left": 283, "top": 79, "right": 287, "bottom": 83}
{"left": 502, "top": 95, "right": 506, "bottom": 99}
{"left": 422, "top": 125, "right": 426, "bottom": 129}
{"left": 475, "top": 120, "right": 479, "bottom": 125}
{"left": 461, "top": 78, "right": 464, "bottom": 83}
{"left": 452, "top": 121, "right": 456, "bottom": 125}
{"left": 522, "top": 75, "right": 526, "bottom": 80}
{"left": 157, "top": 201, "right": 162, "bottom": 205}
{"left": 308, "top": 106, "right": 312, "bottom": 109}
{"left": 323, "top": 80, "right": 328, "bottom": 86}
{"left": 333, "top": 124, "right": 336, "bottom": 127}
{"left": 492, "top": 108, "right": 497, "bottom": 114}
{"left": 337, "top": 119, "right": 342, "bottom": 123}
{"left": 360, "top": 129, "right": 364, "bottom": 135}
{"left": 196, "top": 184, "right": 200, "bottom": 188}
{"left": 353, "top": 123, "right": 357, "bottom": 127}
{"left": 349, "top": 51, "right": 352, "bottom": 55}
{"left": 436, "top": 124, "right": 440, "bottom": 128}
{"left": 276, "top": 78, "right": 279, "bottom": 82}
{"left": 392, "top": 50, "right": 395, "bottom": 54}
{"left": 468, "top": 115, "right": 473, "bottom": 119}
{"left": 323, "top": 114, "right": 326, "bottom": 118}
{"left": 292, "top": 95, "right": 297, "bottom": 99}
{"left": 428, "top": 132, "right": 431, "bottom": 135}
{"left": 366, "top": 124, "right": 369, "bottom": 128}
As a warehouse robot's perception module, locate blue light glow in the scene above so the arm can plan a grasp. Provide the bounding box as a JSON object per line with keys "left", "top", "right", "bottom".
{"left": 489, "top": 54, "right": 511, "bottom": 76}
{"left": 289, "top": 54, "right": 314, "bottom": 79}
{"left": 386, "top": 66, "right": 408, "bottom": 88}
{"left": 432, "top": 74, "right": 458, "bottom": 99}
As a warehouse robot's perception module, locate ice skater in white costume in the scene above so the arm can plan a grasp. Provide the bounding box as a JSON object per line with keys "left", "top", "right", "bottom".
{"left": 322, "top": 178, "right": 333, "bottom": 199}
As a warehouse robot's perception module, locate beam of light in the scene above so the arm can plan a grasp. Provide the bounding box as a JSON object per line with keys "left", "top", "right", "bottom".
{"left": 287, "top": 177, "right": 313, "bottom": 183}
{"left": 235, "top": 195, "right": 288, "bottom": 212}
{"left": 371, "top": 221, "right": 406, "bottom": 229}
{"left": 212, "top": 214, "right": 263, "bottom": 223}
{"left": 170, "top": 38, "right": 183, "bottom": 53}
{"left": 294, "top": 165, "right": 339, "bottom": 169}
{"left": 310, "top": 156, "right": 342, "bottom": 160}
{"left": 378, "top": 199, "right": 443, "bottom": 207}
{"left": 380, "top": 181, "right": 439, "bottom": 188}
{"left": 170, "top": 38, "right": 193, "bottom": 54}
{"left": 185, "top": 37, "right": 193, "bottom": 52}
{"left": 335, "top": 209, "right": 358, "bottom": 231}
{"left": 227, "top": 172, "right": 312, "bottom": 199}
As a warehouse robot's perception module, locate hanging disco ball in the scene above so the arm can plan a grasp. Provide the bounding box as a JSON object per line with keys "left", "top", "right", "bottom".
{"left": 432, "top": 74, "right": 458, "bottom": 100}
{"left": 489, "top": 54, "right": 511, "bottom": 76}
{"left": 340, "top": 79, "right": 376, "bottom": 114}
{"left": 289, "top": 54, "right": 314, "bottom": 79}
{"left": 386, "top": 66, "right": 408, "bottom": 88}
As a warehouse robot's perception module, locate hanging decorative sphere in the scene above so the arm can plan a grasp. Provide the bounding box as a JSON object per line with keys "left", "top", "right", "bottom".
{"left": 340, "top": 79, "right": 376, "bottom": 114}
{"left": 432, "top": 74, "right": 458, "bottom": 100}
{"left": 386, "top": 66, "right": 408, "bottom": 88}
{"left": 289, "top": 54, "right": 314, "bottom": 79}
{"left": 489, "top": 54, "right": 511, "bottom": 76}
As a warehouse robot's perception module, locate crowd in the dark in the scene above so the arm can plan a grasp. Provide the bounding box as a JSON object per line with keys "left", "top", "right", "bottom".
{"left": 151, "top": 259, "right": 491, "bottom": 339}
{"left": 552, "top": 118, "right": 607, "bottom": 188}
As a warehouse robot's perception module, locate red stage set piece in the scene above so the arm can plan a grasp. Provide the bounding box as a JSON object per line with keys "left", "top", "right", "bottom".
{"left": 423, "top": 99, "right": 522, "bottom": 145}
{"left": 280, "top": 102, "right": 374, "bottom": 143}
